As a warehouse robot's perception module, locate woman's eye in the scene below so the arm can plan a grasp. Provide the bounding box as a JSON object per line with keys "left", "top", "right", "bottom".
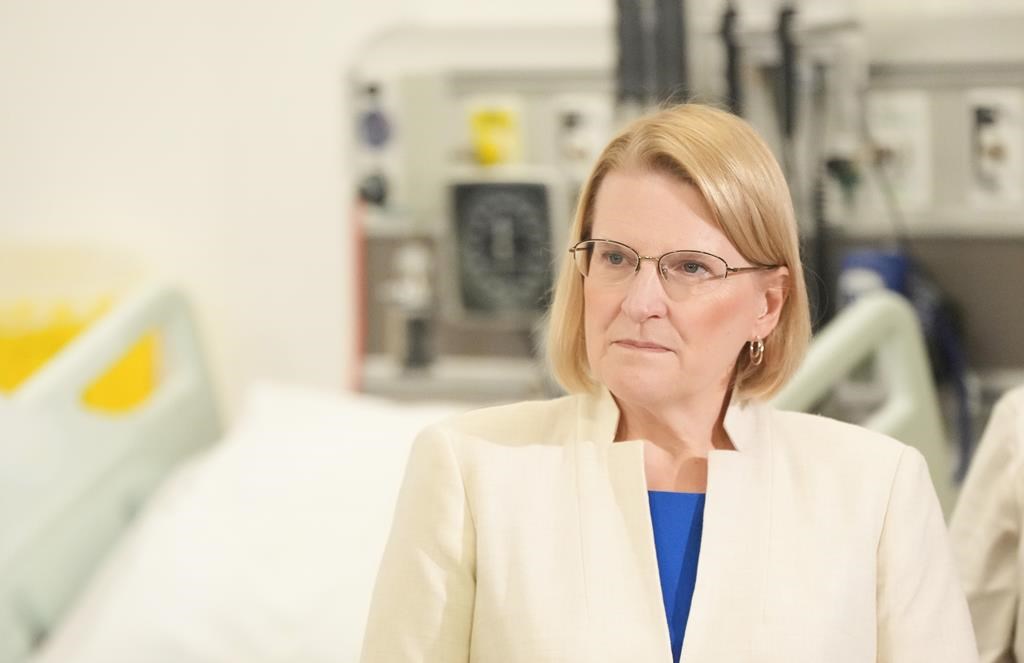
{"left": 602, "top": 251, "right": 627, "bottom": 266}
{"left": 679, "top": 261, "right": 709, "bottom": 275}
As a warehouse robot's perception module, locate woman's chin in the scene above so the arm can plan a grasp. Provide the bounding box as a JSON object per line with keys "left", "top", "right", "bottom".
{"left": 602, "top": 372, "right": 687, "bottom": 408}
{"left": 600, "top": 365, "right": 730, "bottom": 411}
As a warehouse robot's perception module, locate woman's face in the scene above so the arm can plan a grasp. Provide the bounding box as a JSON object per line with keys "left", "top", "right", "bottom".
{"left": 583, "top": 168, "right": 786, "bottom": 410}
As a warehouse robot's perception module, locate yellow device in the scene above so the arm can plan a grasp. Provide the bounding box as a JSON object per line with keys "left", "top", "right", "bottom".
{"left": 469, "top": 106, "right": 521, "bottom": 166}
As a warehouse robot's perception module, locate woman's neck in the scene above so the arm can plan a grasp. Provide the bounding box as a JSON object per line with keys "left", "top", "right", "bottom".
{"left": 613, "top": 387, "right": 735, "bottom": 459}
{"left": 615, "top": 391, "right": 735, "bottom": 493}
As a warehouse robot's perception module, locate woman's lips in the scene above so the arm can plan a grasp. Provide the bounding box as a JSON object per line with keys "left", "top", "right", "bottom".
{"left": 614, "top": 339, "right": 672, "bottom": 352}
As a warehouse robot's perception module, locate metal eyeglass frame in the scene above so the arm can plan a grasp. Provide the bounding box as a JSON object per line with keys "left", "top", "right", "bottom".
{"left": 568, "top": 238, "right": 779, "bottom": 283}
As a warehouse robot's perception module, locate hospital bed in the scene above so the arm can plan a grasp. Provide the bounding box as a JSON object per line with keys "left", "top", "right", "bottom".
{"left": 0, "top": 285, "right": 952, "bottom": 663}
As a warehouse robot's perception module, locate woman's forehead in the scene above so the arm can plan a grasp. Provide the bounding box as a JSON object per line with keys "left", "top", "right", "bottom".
{"left": 589, "top": 171, "right": 737, "bottom": 257}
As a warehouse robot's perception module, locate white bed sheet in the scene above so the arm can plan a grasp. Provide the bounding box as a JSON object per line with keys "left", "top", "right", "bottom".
{"left": 31, "top": 382, "right": 472, "bottom": 663}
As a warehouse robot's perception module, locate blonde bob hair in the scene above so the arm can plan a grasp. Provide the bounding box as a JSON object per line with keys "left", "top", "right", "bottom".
{"left": 546, "top": 103, "right": 811, "bottom": 402}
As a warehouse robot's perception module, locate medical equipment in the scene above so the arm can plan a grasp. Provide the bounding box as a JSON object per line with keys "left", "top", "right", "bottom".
{"left": 350, "top": 26, "right": 612, "bottom": 398}
{"left": 381, "top": 240, "right": 435, "bottom": 370}
{"left": 719, "top": 2, "right": 741, "bottom": 115}
{"left": 698, "top": 8, "right": 1024, "bottom": 406}
{"left": 615, "top": 0, "right": 690, "bottom": 112}
{"left": 449, "top": 173, "right": 561, "bottom": 321}
{"left": 712, "top": 4, "right": 867, "bottom": 326}
{"left": 350, "top": 15, "right": 1024, "bottom": 410}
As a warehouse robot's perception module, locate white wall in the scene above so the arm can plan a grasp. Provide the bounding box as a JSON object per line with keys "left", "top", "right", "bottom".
{"left": 0, "top": 0, "right": 408, "bottom": 414}
{"left": 2, "top": 0, "right": 1021, "bottom": 415}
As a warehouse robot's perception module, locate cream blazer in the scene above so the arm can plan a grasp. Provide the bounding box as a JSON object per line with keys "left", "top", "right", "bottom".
{"left": 950, "top": 385, "right": 1024, "bottom": 663}
{"left": 361, "top": 388, "right": 977, "bottom": 662}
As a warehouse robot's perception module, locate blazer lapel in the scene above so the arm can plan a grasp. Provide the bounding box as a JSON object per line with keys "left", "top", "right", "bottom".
{"left": 574, "top": 389, "right": 673, "bottom": 663}
{"left": 680, "top": 400, "right": 773, "bottom": 661}
{"left": 573, "top": 390, "right": 773, "bottom": 663}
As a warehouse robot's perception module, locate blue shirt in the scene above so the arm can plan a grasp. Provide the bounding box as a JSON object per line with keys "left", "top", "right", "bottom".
{"left": 647, "top": 491, "right": 706, "bottom": 663}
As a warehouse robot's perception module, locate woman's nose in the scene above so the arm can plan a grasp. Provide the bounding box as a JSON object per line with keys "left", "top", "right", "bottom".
{"left": 621, "top": 261, "right": 669, "bottom": 320}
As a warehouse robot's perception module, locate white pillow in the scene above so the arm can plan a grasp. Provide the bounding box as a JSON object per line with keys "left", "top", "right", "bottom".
{"left": 32, "top": 382, "right": 471, "bottom": 663}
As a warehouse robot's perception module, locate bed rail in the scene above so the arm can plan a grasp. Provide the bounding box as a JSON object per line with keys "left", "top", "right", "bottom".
{"left": 0, "top": 284, "right": 221, "bottom": 662}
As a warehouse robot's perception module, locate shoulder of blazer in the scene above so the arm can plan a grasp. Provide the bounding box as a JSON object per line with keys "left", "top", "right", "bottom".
{"left": 423, "top": 392, "right": 594, "bottom": 448}
{"left": 978, "top": 384, "right": 1024, "bottom": 469}
{"left": 766, "top": 406, "right": 908, "bottom": 469}
{"left": 1001, "top": 384, "right": 1024, "bottom": 437}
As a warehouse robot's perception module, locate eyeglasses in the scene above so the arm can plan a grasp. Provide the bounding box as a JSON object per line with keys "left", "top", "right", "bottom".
{"left": 569, "top": 238, "right": 778, "bottom": 299}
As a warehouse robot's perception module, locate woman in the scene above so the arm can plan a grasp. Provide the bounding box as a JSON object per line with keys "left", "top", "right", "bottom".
{"left": 950, "top": 384, "right": 1024, "bottom": 663}
{"left": 360, "top": 104, "right": 977, "bottom": 662}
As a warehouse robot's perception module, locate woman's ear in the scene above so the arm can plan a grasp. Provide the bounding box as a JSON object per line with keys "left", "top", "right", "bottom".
{"left": 752, "top": 267, "right": 789, "bottom": 340}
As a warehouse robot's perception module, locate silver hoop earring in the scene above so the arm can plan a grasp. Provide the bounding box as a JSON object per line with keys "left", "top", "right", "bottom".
{"left": 749, "top": 338, "right": 765, "bottom": 366}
